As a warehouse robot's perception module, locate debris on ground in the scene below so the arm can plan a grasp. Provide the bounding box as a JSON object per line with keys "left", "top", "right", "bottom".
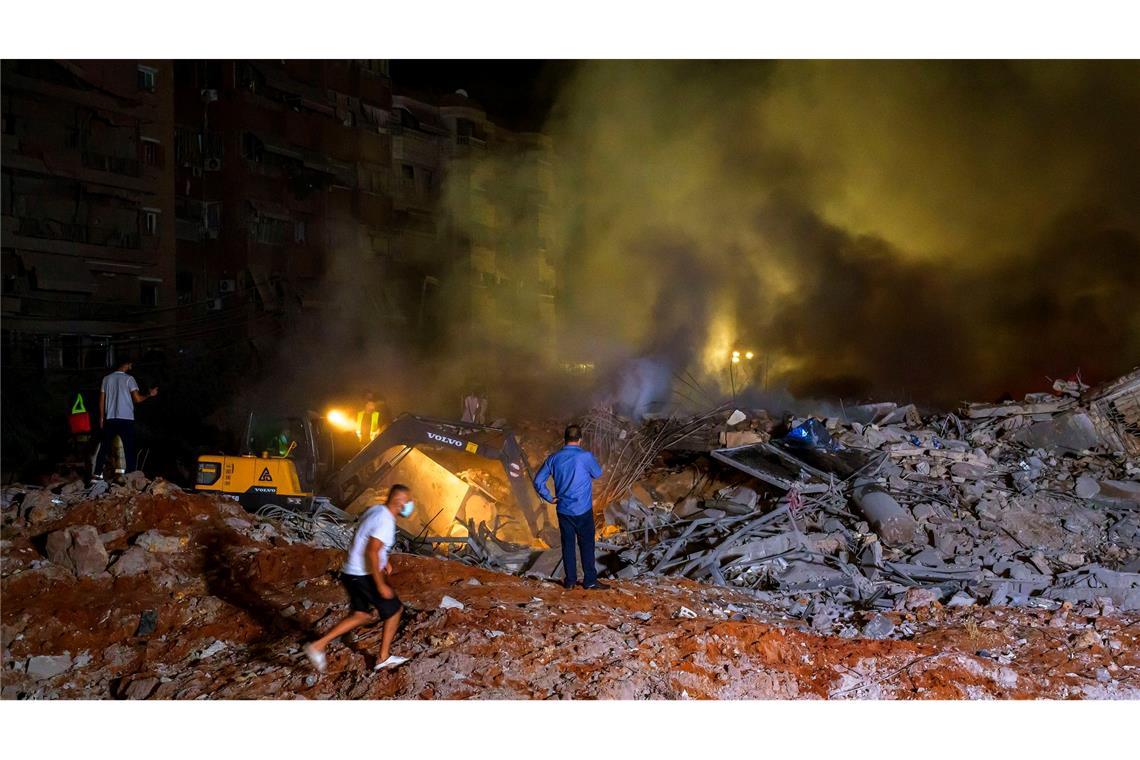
{"left": 2, "top": 368, "right": 1137, "bottom": 699}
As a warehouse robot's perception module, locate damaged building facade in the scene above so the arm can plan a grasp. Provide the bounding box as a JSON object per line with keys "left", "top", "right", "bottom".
{"left": 2, "top": 60, "right": 178, "bottom": 369}
{"left": 2, "top": 59, "right": 560, "bottom": 471}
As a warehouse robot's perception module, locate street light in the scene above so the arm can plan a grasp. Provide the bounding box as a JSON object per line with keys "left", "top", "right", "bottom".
{"left": 728, "top": 349, "right": 754, "bottom": 404}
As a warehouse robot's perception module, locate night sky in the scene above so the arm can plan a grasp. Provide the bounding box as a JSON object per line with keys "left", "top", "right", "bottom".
{"left": 389, "top": 59, "right": 575, "bottom": 131}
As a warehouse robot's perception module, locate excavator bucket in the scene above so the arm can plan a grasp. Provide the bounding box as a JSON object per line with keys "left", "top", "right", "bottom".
{"left": 329, "top": 414, "right": 556, "bottom": 545}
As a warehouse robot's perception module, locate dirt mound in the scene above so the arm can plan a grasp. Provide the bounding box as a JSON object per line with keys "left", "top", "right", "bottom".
{"left": 2, "top": 488, "right": 1137, "bottom": 699}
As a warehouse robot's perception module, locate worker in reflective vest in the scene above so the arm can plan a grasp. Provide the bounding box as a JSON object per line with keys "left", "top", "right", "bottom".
{"left": 357, "top": 392, "right": 381, "bottom": 443}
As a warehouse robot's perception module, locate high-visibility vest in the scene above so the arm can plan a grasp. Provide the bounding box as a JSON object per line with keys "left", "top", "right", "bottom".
{"left": 357, "top": 410, "right": 380, "bottom": 442}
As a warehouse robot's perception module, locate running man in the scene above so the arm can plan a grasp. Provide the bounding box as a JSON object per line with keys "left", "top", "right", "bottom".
{"left": 304, "top": 484, "right": 415, "bottom": 672}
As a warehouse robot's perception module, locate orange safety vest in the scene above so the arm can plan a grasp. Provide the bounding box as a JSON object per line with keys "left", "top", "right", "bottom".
{"left": 356, "top": 410, "right": 380, "bottom": 442}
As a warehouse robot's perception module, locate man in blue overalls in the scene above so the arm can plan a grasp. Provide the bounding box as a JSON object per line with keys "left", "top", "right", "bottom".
{"left": 532, "top": 424, "right": 609, "bottom": 590}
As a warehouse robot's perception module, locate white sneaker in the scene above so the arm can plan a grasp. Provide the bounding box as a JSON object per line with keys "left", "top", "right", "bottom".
{"left": 374, "top": 655, "right": 409, "bottom": 671}
{"left": 304, "top": 644, "right": 327, "bottom": 673}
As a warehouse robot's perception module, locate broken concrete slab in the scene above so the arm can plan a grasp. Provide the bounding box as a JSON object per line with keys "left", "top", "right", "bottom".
{"left": 26, "top": 653, "right": 72, "bottom": 680}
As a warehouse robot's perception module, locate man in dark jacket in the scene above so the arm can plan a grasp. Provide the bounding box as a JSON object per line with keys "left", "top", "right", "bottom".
{"left": 533, "top": 424, "right": 609, "bottom": 590}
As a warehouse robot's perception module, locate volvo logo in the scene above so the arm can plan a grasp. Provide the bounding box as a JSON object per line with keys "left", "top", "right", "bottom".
{"left": 427, "top": 431, "right": 464, "bottom": 448}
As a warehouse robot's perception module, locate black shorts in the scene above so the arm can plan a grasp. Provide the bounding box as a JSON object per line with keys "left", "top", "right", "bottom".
{"left": 341, "top": 573, "right": 402, "bottom": 620}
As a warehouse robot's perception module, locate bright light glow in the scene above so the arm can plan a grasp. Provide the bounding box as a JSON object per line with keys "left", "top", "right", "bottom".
{"left": 745, "top": 351, "right": 754, "bottom": 360}
{"left": 731, "top": 355, "right": 741, "bottom": 364}
{"left": 731, "top": 350, "right": 741, "bottom": 358}
{"left": 326, "top": 408, "right": 356, "bottom": 432}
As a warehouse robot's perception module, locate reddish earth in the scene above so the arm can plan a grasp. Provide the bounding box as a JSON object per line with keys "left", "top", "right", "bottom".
{"left": 2, "top": 490, "right": 1137, "bottom": 699}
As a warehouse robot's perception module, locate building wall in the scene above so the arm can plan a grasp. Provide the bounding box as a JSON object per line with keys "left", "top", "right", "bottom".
{"left": 389, "top": 90, "right": 559, "bottom": 364}
{"left": 2, "top": 59, "right": 177, "bottom": 369}
{"left": 171, "top": 60, "right": 396, "bottom": 333}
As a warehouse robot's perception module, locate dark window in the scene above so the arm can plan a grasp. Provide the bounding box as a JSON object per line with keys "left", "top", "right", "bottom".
{"left": 176, "top": 271, "right": 194, "bottom": 305}
{"left": 142, "top": 210, "right": 159, "bottom": 236}
{"left": 141, "top": 140, "right": 162, "bottom": 167}
{"left": 254, "top": 216, "right": 292, "bottom": 246}
{"left": 140, "top": 281, "right": 159, "bottom": 307}
{"left": 241, "top": 132, "right": 263, "bottom": 162}
{"left": 401, "top": 164, "right": 415, "bottom": 180}
{"left": 137, "top": 66, "right": 157, "bottom": 93}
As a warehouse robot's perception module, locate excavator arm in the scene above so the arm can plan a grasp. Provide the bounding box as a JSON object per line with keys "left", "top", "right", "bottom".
{"left": 329, "top": 414, "right": 552, "bottom": 539}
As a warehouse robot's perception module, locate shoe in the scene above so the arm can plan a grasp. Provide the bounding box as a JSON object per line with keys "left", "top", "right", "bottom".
{"left": 583, "top": 581, "right": 612, "bottom": 590}
{"left": 303, "top": 644, "right": 327, "bottom": 673}
{"left": 562, "top": 581, "right": 577, "bottom": 590}
{"left": 374, "top": 655, "right": 409, "bottom": 671}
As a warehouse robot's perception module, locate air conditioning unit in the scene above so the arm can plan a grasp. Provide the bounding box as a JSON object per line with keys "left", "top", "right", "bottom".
{"left": 207, "top": 298, "right": 223, "bottom": 311}
{"left": 204, "top": 158, "right": 222, "bottom": 171}
{"left": 218, "top": 279, "right": 236, "bottom": 294}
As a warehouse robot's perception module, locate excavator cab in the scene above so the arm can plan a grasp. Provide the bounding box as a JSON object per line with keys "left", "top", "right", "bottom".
{"left": 195, "top": 410, "right": 334, "bottom": 512}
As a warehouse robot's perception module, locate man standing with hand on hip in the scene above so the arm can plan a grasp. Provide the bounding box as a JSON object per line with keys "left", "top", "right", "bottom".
{"left": 305, "top": 484, "right": 414, "bottom": 673}
{"left": 533, "top": 424, "right": 609, "bottom": 590}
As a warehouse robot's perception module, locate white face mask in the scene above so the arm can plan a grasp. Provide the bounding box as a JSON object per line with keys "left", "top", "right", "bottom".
{"left": 399, "top": 500, "right": 415, "bottom": 518}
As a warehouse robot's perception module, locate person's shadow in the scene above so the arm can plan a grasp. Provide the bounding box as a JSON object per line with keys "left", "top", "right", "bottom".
{"left": 197, "top": 528, "right": 396, "bottom": 670}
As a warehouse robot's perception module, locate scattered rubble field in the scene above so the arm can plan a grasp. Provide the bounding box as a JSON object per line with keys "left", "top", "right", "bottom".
{"left": 3, "top": 488, "right": 1137, "bottom": 700}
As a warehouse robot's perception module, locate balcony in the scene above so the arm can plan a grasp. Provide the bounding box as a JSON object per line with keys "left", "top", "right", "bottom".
{"left": 81, "top": 150, "right": 140, "bottom": 178}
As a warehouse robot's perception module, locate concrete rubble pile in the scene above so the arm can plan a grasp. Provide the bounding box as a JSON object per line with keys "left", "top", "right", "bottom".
{"left": 524, "top": 369, "right": 1140, "bottom": 631}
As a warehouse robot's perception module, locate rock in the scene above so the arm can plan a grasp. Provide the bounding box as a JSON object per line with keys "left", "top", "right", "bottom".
{"left": 675, "top": 606, "right": 698, "bottom": 619}
{"left": 1072, "top": 629, "right": 1101, "bottom": 650}
{"left": 124, "top": 471, "right": 149, "bottom": 491}
{"left": 134, "top": 609, "right": 158, "bottom": 637}
{"left": 861, "top": 613, "right": 895, "bottom": 639}
{"left": 147, "top": 478, "right": 182, "bottom": 497}
{"left": 135, "top": 530, "right": 187, "bottom": 553}
{"left": 1074, "top": 475, "right": 1101, "bottom": 499}
{"left": 197, "top": 640, "right": 228, "bottom": 659}
{"left": 439, "top": 596, "right": 465, "bottom": 611}
{"left": 26, "top": 653, "right": 72, "bottom": 680}
{"left": 721, "top": 486, "right": 759, "bottom": 509}
{"left": 902, "top": 587, "right": 941, "bottom": 610}
{"left": 59, "top": 479, "right": 86, "bottom": 497}
{"left": 44, "top": 525, "right": 108, "bottom": 577}
{"left": 1058, "top": 553, "right": 1086, "bottom": 568}
{"left": 86, "top": 479, "right": 110, "bottom": 499}
{"left": 946, "top": 591, "right": 976, "bottom": 607}
{"left": 24, "top": 490, "right": 62, "bottom": 524}
{"left": 122, "top": 676, "right": 160, "bottom": 700}
{"left": 721, "top": 430, "right": 765, "bottom": 447}
{"left": 98, "top": 529, "right": 126, "bottom": 546}
{"left": 912, "top": 503, "right": 936, "bottom": 521}
{"left": 110, "top": 546, "right": 151, "bottom": 577}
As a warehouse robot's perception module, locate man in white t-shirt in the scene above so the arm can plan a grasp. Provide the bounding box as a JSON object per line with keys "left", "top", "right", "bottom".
{"left": 93, "top": 356, "right": 157, "bottom": 480}
{"left": 304, "top": 484, "right": 414, "bottom": 673}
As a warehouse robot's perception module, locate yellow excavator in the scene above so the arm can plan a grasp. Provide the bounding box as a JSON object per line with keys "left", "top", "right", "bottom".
{"left": 194, "top": 412, "right": 555, "bottom": 541}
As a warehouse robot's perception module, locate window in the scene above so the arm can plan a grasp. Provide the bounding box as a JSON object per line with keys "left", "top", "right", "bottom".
{"left": 401, "top": 164, "right": 415, "bottom": 180}
{"left": 241, "top": 132, "right": 265, "bottom": 162}
{"left": 176, "top": 271, "right": 194, "bottom": 305}
{"left": 137, "top": 66, "right": 158, "bottom": 93}
{"left": 142, "top": 209, "right": 159, "bottom": 236}
{"left": 141, "top": 138, "right": 163, "bottom": 168}
{"left": 139, "top": 280, "right": 160, "bottom": 307}
{"left": 294, "top": 220, "right": 306, "bottom": 244}
{"left": 254, "top": 216, "right": 292, "bottom": 245}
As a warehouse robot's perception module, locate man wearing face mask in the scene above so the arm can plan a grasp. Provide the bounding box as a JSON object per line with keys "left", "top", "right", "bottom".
{"left": 305, "top": 484, "right": 415, "bottom": 672}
